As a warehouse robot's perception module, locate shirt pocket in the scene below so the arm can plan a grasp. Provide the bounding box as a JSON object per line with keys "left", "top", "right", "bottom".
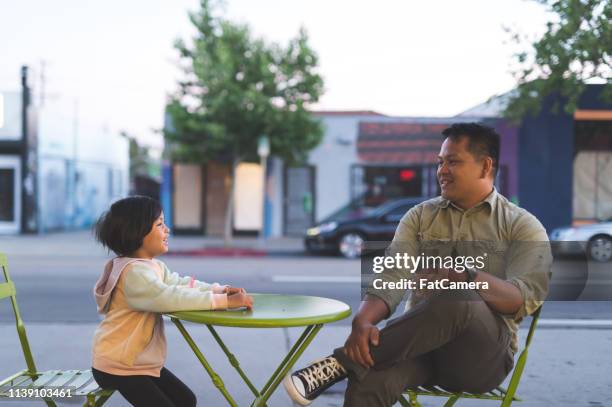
{"left": 476, "top": 241, "right": 508, "bottom": 278}
{"left": 418, "top": 232, "right": 454, "bottom": 259}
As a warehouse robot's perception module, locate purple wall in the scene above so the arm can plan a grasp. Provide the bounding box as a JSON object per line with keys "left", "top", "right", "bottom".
{"left": 493, "top": 119, "right": 519, "bottom": 201}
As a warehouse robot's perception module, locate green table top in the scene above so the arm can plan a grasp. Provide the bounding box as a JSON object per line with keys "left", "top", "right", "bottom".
{"left": 167, "top": 294, "right": 352, "bottom": 328}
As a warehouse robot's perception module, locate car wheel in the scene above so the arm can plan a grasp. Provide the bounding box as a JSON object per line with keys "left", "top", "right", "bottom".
{"left": 338, "top": 232, "right": 365, "bottom": 259}
{"left": 587, "top": 235, "right": 612, "bottom": 262}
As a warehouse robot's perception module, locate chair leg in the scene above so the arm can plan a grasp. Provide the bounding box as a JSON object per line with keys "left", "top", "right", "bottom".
{"left": 399, "top": 391, "right": 426, "bottom": 407}
{"left": 82, "top": 393, "right": 112, "bottom": 407}
{"left": 500, "top": 392, "right": 515, "bottom": 407}
{"left": 95, "top": 394, "right": 112, "bottom": 407}
{"left": 443, "top": 395, "right": 459, "bottom": 407}
{"left": 398, "top": 395, "right": 411, "bottom": 407}
{"left": 398, "top": 391, "right": 423, "bottom": 407}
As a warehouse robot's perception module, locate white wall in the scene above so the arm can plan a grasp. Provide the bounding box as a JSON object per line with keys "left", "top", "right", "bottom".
{"left": 307, "top": 114, "right": 382, "bottom": 222}
{"left": 0, "top": 92, "right": 21, "bottom": 140}
{"left": 36, "top": 98, "right": 129, "bottom": 231}
{"left": 234, "top": 162, "right": 263, "bottom": 230}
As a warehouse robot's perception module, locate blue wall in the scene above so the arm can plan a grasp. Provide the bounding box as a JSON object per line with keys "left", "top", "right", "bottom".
{"left": 518, "top": 107, "right": 574, "bottom": 232}
{"left": 160, "top": 161, "right": 173, "bottom": 232}
{"left": 518, "top": 85, "right": 611, "bottom": 232}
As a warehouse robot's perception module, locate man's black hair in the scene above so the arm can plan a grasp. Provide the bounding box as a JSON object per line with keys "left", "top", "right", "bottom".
{"left": 442, "top": 122, "right": 500, "bottom": 177}
{"left": 94, "top": 196, "right": 162, "bottom": 256}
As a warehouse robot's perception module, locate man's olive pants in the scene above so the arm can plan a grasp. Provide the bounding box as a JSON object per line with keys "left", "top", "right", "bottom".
{"left": 333, "top": 290, "right": 514, "bottom": 407}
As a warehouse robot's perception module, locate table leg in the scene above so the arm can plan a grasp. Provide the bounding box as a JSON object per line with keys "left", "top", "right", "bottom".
{"left": 171, "top": 319, "right": 323, "bottom": 407}
{"left": 254, "top": 324, "right": 322, "bottom": 406}
{"left": 171, "top": 318, "right": 239, "bottom": 407}
{"left": 206, "top": 324, "right": 260, "bottom": 398}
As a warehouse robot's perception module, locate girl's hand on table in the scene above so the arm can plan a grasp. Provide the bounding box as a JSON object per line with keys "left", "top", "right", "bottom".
{"left": 227, "top": 292, "right": 253, "bottom": 310}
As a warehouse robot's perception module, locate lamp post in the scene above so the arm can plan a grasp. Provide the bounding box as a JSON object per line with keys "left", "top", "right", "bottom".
{"left": 258, "top": 135, "right": 270, "bottom": 242}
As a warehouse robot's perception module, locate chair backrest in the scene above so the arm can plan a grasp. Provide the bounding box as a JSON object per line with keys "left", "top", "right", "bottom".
{"left": 524, "top": 306, "right": 542, "bottom": 348}
{"left": 0, "top": 253, "right": 38, "bottom": 374}
{"left": 503, "top": 306, "right": 542, "bottom": 399}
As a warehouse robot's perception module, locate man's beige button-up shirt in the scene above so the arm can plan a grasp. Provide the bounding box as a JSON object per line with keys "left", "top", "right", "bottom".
{"left": 366, "top": 188, "right": 552, "bottom": 353}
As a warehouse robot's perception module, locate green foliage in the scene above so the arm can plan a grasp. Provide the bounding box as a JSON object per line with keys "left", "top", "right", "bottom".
{"left": 505, "top": 0, "right": 611, "bottom": 120}
{"left": 164, "top": 0, "right": 324, "bottom": 165}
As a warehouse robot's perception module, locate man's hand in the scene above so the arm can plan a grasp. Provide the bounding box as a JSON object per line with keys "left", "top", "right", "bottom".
{"left": 227, "top": 292, "right": 253, "bottom": 310}
{"left": 343, "top": 295, "right": 389, "bottom": 368}
{"left": 344, "top": 317, "right": 380, "bottom": 368}
{"left": 418, "top": 267, "right": 446, "bottom": 281}
{"left": 418, "top": 267, "right": 467, "bottom": 284}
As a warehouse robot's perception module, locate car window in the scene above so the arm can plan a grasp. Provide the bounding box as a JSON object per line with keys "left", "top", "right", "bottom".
{"left": 380, "top": 203, "right": 416, "bottom": 223}
{"left": 386, "top": 204, "right": 413, "bottom": 216}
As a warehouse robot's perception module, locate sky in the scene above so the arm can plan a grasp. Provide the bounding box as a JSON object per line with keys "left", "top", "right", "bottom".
{"left": 0, "top": 0, "right": 552, "bottom": 150}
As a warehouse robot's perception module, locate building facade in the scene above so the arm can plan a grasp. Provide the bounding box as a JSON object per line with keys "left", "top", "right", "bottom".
{"left": 163, "top": 85, "right": 611, "bottom": 237}
{"left": 0, "top": 68, "right": 129, "bottom": 234}
{"left": 308, "top": 112, "right": 517, "bottom": 223}
{"left": 458, "top": 84, "right": 612, "bottom": 231}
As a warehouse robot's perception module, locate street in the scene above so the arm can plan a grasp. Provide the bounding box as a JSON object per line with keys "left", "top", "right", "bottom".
{"left": 1, "top": 251, "right": 611, "bottom": 324}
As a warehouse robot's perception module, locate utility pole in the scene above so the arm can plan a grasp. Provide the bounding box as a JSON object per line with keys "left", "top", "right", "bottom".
{"left": 20, "top": 65, "right": 37, "bottom": 233}
{"left": 258, "top": 135, "right": 270, "bottom": 243}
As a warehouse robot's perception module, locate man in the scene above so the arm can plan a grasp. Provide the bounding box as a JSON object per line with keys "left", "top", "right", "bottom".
{"left": 283, "top": 123, "right": 551, "bottom": 406}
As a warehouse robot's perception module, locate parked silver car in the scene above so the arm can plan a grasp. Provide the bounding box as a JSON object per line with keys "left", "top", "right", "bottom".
{"left": 549, "top": 221, "right": 612, "bottom": 262}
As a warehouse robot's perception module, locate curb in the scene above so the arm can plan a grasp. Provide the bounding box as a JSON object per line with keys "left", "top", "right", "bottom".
{"left": 537, "top": 318, "right": 612, "bottom": 329}
{"left": 166, "top": 248, "right": 308, "bottom": 257}
{"left": 167, "top": 248, "right": 267, "bottom": 257}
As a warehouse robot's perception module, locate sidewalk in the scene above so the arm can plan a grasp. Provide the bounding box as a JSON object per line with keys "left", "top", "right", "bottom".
{"left": 1, "top": 323, "right": 611, "bottom": 406}
{"left": 0, "top": 230, "right": 305, "bottom": 258}
{"left": 166, "top": 234, "right": 304, "bottom": 256}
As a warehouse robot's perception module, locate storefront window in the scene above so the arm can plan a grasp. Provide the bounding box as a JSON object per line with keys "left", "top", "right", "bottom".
{"left": 0, "top": 168, "right": 15, "bottom": 221}
{"left": 362, "top": 166, "right": 422, "bottom": 207}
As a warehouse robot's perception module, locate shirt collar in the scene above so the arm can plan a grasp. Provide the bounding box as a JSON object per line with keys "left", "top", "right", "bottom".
{"left": 437, "top": 187, "right": 498, "bottom": 211}
{"left": 482, "top": 187, "right": 498, "bottom": 209}
{"left": 437, "top": 198, "right": 450, "bottom": 208}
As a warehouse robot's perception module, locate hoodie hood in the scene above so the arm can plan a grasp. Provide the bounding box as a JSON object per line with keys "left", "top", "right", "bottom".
{"left": 94, "top": 257, "right": 153, "bottom": 313}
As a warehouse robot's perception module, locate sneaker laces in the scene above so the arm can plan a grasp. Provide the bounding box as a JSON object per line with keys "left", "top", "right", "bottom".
{"left": 297, "top": 357, "right": 346, "bottom": 393}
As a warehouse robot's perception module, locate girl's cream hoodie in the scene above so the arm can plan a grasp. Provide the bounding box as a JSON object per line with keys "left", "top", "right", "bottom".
{"left": 92, "top": 257, "right": 227, "bottom": 377}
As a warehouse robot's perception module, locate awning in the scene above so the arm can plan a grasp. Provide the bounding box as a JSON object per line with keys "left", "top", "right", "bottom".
{"left": 357, "top": 122, "right": 449, "bottom": 164}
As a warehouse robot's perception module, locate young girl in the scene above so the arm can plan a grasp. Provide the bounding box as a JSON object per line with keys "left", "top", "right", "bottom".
{"left": 91, "top": 196, "right": 253, "bottom": 407}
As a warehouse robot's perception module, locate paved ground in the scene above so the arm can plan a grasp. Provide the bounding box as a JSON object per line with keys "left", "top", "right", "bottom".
{"left": 1, "top": 231, "right": 611, "bottom": 406}
{"left": 1, "top": 324, "right": 611, "bottom": 406}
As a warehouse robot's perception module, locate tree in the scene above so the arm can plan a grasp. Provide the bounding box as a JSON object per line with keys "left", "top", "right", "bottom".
{"left": 504, "top": 0, "right": 611, "bottom": 120}
{"left": 164, "top": 0, "right": 324, "bottom": 245}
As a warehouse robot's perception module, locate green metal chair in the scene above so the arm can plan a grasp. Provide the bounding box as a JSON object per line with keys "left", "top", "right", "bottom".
{"left": 399, "top": 306, "right": 542, "bottom": 407}
{"left": 0, "top": 253, "right": 114, "bottom": 406}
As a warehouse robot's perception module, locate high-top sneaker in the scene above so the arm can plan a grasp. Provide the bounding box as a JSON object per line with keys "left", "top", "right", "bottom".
{"left": 283, "top": 356, "right": 347, "bottom": 406}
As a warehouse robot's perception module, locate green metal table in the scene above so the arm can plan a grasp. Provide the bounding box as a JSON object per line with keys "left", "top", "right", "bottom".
{"left": 166, "top": 293, "right": 351, "bottom": 407}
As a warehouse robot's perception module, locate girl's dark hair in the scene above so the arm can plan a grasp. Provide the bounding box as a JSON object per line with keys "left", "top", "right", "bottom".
{"left": 94, "top": 196, "right": 162, "bottom": 256}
